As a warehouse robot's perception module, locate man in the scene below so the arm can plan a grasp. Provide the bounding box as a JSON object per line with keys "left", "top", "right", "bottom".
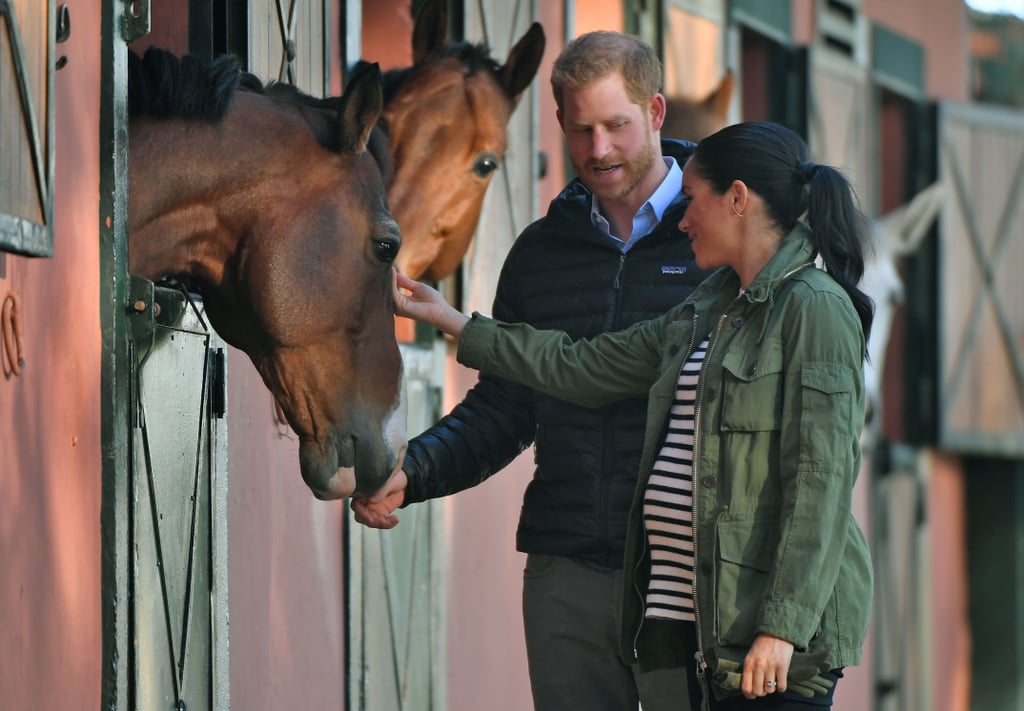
{"left": 353, "top": 31, "right": 710, "bottom": 710}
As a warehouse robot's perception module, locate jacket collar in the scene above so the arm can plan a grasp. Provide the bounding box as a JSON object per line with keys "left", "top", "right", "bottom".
{"left": 687, "top": 223, "right": 818, "bottom": 313}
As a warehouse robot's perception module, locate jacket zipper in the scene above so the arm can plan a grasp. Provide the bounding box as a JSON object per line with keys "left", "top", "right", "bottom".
{"left": 692, "top": 309, "right": 730, "bottom": 703}
{"left": 601, "top": 252, "right": 629, "bottom": 560}
{"left": 612, "top": 252, "right": 626, "bottom": 290}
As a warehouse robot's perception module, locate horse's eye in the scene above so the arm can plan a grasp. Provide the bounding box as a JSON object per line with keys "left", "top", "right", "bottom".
{"left": 473, "top": 154, "right": 500, "bottom": 178}
{"left": 373, "top": 239, "right": 399, "bottom": 264}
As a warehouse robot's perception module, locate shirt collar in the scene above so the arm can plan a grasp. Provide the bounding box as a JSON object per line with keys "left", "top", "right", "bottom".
{"left": 590, "top": 156, "right": 682, "bottom": 249}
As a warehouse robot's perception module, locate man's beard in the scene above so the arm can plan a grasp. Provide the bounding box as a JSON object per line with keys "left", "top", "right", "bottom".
{"left": 584, "top": 131, "right": 659, "bottom": 203}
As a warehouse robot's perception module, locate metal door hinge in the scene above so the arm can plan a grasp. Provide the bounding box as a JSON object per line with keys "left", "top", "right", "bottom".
{"left": 121, "top": 0, "right": 150, "bottom": 42}
{"left": 127, "top": 275, "right": 156, "bottom": 352}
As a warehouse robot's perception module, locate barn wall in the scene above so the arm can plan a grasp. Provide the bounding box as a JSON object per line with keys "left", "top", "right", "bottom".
{"left": 0, "top": 2, "right": 103, "bottom": 708}
{"left": 226, "top": 359, "right": 349, "bottom": 709}
{"left": 863, "top": 0, "right": 969, "bottom": 101}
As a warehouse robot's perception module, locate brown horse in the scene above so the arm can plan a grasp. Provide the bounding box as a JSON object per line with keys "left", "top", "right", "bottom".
{"left": 127, "top": 48, "right": 406, "bottom": 500}
{"left": 662, "top": 70, "right": 734, "bottom": 143}
{"left": 373, "top": 0, "right": 545, "bottom": 281}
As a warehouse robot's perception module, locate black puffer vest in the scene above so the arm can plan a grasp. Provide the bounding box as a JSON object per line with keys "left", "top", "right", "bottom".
{"left": 403, "top": 139, "right": 710, "bottom": 567}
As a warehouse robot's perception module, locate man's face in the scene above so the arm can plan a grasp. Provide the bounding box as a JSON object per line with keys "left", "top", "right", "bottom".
{"left": 557, "top": 72, "right": 663, "bottom": 207}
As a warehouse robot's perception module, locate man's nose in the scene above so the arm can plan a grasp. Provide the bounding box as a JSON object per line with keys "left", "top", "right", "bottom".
{"left": 590, "top": 128, "right": 611, "bottom": 159}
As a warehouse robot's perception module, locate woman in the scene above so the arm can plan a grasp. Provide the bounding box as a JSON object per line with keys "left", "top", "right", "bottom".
{"left": 390, "top": 121, "right": 873, "bottom": 710}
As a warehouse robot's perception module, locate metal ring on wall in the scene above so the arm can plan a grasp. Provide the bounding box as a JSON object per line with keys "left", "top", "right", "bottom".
{"left": 2, "top": 291, "right": 24, "bottom": 377}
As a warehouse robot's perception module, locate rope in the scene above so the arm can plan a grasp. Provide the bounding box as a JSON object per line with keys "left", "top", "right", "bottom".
{"left": 2, "top": 290, "right": 24, "bottom": 377}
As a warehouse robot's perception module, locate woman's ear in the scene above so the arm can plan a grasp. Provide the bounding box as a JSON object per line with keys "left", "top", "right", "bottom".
{"left": 730, "top": 179, "right": 749, "bottom": 215}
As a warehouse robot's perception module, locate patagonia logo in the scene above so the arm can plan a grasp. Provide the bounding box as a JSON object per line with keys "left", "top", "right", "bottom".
{"left": 661, "top": 265, "right": 688, "bottom": 275}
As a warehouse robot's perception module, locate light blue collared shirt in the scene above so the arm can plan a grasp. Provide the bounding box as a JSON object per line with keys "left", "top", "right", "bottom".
{"left": 590, "top": 156, "right": 682, "bottom": 252}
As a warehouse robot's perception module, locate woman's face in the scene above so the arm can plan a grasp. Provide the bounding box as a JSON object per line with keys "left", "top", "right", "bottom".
{"left": 679, "top": 160, "right": 738, "bottom": 271}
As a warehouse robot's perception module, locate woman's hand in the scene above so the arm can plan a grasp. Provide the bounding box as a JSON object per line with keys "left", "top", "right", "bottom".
{"left": 393, "top": 269, "right": 470, "bottom": 339}
{"left": 741, "top": 633, "right": 794, "bottom": 698}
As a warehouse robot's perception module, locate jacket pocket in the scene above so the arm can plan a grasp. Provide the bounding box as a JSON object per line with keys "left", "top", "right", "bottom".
{"left": 720, "top": 340, "right": 783, "bottom": 432}
{"left": 714, "top": 518, "right": 775, "bottom": 645}
{"left": 800, "top": 362, "right": 856, "bottom": 459}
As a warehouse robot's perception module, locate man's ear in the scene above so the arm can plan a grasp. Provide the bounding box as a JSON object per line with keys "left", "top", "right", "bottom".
{"left": 649, "top": 93, "right": 666, "bottom": 132}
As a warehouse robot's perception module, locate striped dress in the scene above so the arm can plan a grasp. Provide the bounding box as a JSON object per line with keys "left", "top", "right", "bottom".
{"left": 643, "top": 335, "right": 709, "bottom": 621}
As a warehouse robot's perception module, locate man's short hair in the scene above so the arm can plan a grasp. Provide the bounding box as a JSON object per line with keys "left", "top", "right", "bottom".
{"left": 551, "top": 31, "right": 663, "bottom": 110}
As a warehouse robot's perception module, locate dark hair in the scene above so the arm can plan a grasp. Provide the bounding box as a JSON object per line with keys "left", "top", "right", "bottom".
{"left": 689, "top": 121, "right": 874, "bottom": 349}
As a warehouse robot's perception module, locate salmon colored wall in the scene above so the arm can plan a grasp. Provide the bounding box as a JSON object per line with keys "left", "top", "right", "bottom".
{"left": 227, "top": 360, "right": 349, "bottom": 709}
{"left": 793, "top": 0, "right": 969, "bottom": 102}
{"left": 538, "top": 3, "right": 567, "bottom": 204}
{"left": 0, "top": 3, "right": 103, "bottom": 708}
{"left": 575, "top": 0, "right": 625, "bottom": 36}
{"left": 443, "top": 357, "right": 535, "bottom": 711}
{"left": 362, "top": 0, "right": 415, "bottom": 69}
{"left": 929, "top": 452, "right": 972, "bottom": 711}
{"left": 864, "top": 0, "right": 969, "bottom": 101}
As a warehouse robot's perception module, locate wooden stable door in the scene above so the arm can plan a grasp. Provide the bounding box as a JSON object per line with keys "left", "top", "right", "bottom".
{"left": 938, "top": 102, "right": 1024, "bottom": 456}
{"left": 806, "top": 48, "right": 876, "bottom": 216}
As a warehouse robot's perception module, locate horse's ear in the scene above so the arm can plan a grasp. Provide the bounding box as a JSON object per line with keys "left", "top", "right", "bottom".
{"left": 338, "top": 62, "right": 384, "bottom": 155}
{"left": 701, "top": 69, "right": 734, "bottom": 125}
{"left": 499, "top": 22, "right": 546, "bottom": 101}
{"left": 412, "top": 0, "right": 448, "bottom": 65}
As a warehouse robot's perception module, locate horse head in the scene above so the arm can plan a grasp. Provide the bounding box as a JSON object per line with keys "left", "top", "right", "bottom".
{"left": 662, "top": 70, "right": 734, "bottom": 142}
{"left": 377, "top": 0, "right": 546, "bottom": 281}
{"left": 128, "top": 49, "right": 407, "bottom": 500}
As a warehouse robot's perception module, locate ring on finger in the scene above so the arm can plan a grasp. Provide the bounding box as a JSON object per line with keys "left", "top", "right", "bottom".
{"left": 766, "top": 681, "right": 778, "bottom": 689}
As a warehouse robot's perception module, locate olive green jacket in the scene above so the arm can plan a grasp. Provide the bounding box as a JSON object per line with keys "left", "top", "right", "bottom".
{"left": 457, "top": 224, "right": 873, "bottom": 691}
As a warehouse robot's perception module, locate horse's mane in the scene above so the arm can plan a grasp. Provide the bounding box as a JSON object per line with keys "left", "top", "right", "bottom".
{"left": 128, "top": 47, "right": 391, "bottom": 176}
{"left": 370, "top": 41, "right": 502, "bottom": 104}
{"left": 128, "top": 47, "right": 243, "bottom": 120}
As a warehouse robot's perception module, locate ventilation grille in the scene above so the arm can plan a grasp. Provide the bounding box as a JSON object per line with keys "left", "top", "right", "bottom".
{"left": 817, "top": 0, "right": 864, "bottom": 59}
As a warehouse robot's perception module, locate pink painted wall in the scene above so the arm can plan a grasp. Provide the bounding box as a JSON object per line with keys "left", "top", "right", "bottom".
{"left": 227, "top": 359, "right": 348, "bottom": 709}
{"left": 443, "top": 360, "right": 534, "bottom": 711}
{"left": 537, "top": 3, "right": 568, "bottom": 205}
{"left": 0, "top": 2, "right": 104, "bottom": 707}
{"left": 864, "top": 0, "right": 969, "bottom": 101}
{"left": 929, "top": 453, "right": 972, "bottom": 711}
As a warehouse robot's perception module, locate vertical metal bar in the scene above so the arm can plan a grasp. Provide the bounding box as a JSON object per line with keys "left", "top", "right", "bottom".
{"left": 339, "top": 0, "right": 360, "bottom": 81}
{"left": 100, "top": 0, "right": 134, "bottom": 707}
